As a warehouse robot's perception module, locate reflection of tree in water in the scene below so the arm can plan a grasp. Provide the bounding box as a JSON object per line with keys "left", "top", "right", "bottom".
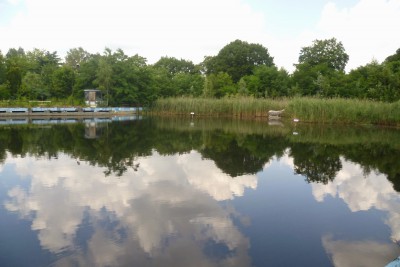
{"left": 200, "top": 131, "right": 287, "bottom": 177}
{"left": 0, "top": 129, "right": 10, "bottom": 164}
{"left": 290, "top": 144, "right": 342, "bottom": 185}
{"left": 1, "top": 119, "right": 400, "bottom": 191}
{"left": 103, "top": 157, "right": 140, "bottom": 177}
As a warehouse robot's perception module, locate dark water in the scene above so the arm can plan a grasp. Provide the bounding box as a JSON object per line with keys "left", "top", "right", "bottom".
{"left": 0, "top": 117, "right": 399, "bottom": 267}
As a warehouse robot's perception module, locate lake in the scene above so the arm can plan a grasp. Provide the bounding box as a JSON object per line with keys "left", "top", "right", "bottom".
{"left": 0, "top": 116, "right": 399, "bottom": 267}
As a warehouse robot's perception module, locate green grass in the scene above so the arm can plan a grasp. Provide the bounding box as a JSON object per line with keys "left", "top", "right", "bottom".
{"left": 151, "top": 97, "right": 400, "bottom": 126}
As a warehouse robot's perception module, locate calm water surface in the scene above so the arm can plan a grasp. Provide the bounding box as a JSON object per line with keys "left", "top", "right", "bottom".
{"left": 0, "top": 117, "right": 399, "bottom": 267}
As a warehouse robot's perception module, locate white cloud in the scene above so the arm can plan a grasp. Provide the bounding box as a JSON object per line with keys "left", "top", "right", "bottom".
{"left": 317, "top": 0, "right": 400, "bottom": 71}
{"left": 6, "top": 0, "right": 21, "bottom": 4}
{"left": 265, "top": 0, "right": 400, "bottom": 72}
{"left": 0, "top": 0, "right": 267, "bottom": 64}
{"left": 322, "top": 235, "right": 400, "bottom": 267}
{"left": 2, "top": 151, "right": 255, "bottom": 265}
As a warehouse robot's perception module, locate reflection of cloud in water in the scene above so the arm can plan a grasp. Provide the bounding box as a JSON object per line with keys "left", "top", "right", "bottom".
{"left": 3, "top": 151, "right": 255, "bottom": 266}
{"left": 276, "top": 149, "right": 294, "bottom": 169}
{"left": 322, "top": 235, "right": 400, "bottom": 267}
{"left": 311, "top": 158, "right": 400, "bottom": 241}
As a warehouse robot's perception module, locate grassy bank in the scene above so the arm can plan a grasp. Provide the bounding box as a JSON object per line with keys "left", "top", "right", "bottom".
{"left": 151, "top": 97, "right": 400, "bottom": 126}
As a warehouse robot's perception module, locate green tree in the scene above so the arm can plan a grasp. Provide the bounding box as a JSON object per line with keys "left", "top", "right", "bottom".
{"left": 346, "top": 60, "right": 400, "bottom": 101}
{"left": 21, "top": 71, "right": 47, "bottom": 99}
{"left": 244, "top": 66, "right": 289, "bottom": 97}
{"left": 26, "top": 49, "right": 60, "bottom": 73}
{"left": 52, "top": 65, "right": 75, "bottom": 99}
{"left": 73, "top": 53, "right": 100, "bottom": 99}
{"left": 204, "top": 39, "right": 274, "bottom": 83}
{"left": 93, "top": 48, "right": 155, "bottom": 106}
{"left": 173, "top": 72, "right": 204, "bottom": 96}
{"left": 153, "top": 56, "right": 196, "bottom": 76}
{"left": 204, "top": 72, "right": 236, "bottom": 98}
{"left": 0, "top": 51, "right": 6, "bottom": 85}
{"left": 65, "top": 47, "right": 91, "bottom": 69}
{"left": 150, "top": 66, "right": 175, "bottom": 97}
{"left": 152, "top": 57, "right": 204, "bottom": 97}
{"left": 384, "top": 48, "right": 400, "bottom": 73}
{"left": 94, "top": 55, "right": 113, "bottom": 105}
{"left": 24, "top": 49, "right": 60, "bottom": 98}
{"left": 297, "top": 38, "right": 349, "bottom": 72}
{"left": 6, "top": 65, "right": 23, "bottom": 98}
{"left": 5, "top": 48, "right": 28, "bottom": 98}
{"left": 293, "top": 38, "right": 349, "bottom": 96}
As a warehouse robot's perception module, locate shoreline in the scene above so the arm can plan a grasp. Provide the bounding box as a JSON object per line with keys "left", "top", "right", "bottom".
{"left": 0, "top": 111, "right": 138, "bottom": 118}
{"left": 0, "top": 107, "right": 142, "bottom": 119}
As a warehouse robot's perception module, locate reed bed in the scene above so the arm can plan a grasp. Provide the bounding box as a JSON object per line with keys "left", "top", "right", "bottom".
{"left": 151, "top": 97, "right": 287, "bottom": 118}
{"left": 151, "top": 97, "right": 400, "bottom": 126}
{"left": 287, "top": 97, "right": 400, "bottom": 125}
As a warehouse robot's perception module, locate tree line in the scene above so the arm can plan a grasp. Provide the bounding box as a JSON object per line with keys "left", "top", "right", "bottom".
{"left": 0, "top": 38, "right": 399, "bottom": 106}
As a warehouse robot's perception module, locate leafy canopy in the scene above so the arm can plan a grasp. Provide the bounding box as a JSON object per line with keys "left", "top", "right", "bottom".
{"left": 204, "top": 39, "right": 274, "bottom": 83}
{"left": 297, "top": 38, "right": 349, "bottom": 72}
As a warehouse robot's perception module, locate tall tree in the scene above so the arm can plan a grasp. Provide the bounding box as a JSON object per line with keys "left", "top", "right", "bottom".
{"left": 5, "top": 48, "right": 27, "bottom": 97}
{"left": 65, "top": 47, "right": 91, "bottom": 69}
{"left": 292, "top": 38, "right": 349, "bottom": 96}
{"left": 297, "top": 38, "right": 349, "bottom": 72}
{"left": 384, "top": 48, "right": 400, "bottom": 73}
{"left": 203, "top": 72, "right": 236, "bottom": 98}
{"left": 204, "top": 40, "right": 274, "bottom": 83}
{"left": 152, "top": 57, "right": 203, "bottom": 97}
{"left": 21, "top": 72, "right": 46, "bottom": 99}
{"left": 52, "top": 65, "right": 75, "bottom": 99}
{"left": 0, "top": 51, "right": 6, "bottom": 84}
{"left": 73, "top": 53, "right": 100, "bottom": 98}
{"left": 346, "top": 60, "right": 400, "bottom": 101}
{"left": 244, "top": 66, "right": 289, "bottom": 97}
{"left": 153, "top": 57, "right": 196, "bottom": 76}
{"left": 94, "top": 57, "right": 113, "bottom": 105}
{"left": 0, "top": 51, "right": 6, "bottom": 98}
{"left": 26, "top": 49, "right": 60, "bottom": 73}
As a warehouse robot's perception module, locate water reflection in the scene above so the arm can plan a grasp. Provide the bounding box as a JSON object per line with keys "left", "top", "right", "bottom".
{"left": 0, "top": 117, "right": 400, "bottom": 266}
{"left": 322, "top": 235, "right": 400, "bottom": 267}
{"left": 312, "top": 159, "right": 400, "bottom": 242}
{"left": 3, "top": 151, "right": 254, "bottom": 266}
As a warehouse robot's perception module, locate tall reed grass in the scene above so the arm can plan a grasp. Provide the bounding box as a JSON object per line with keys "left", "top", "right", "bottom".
{"left": 287, "top": 97, "right": 400, "bottom": 125}
{"left": 151, "top": 97, "right": 287, "bottom": 118}
{"left": 151, "top": 97, "right": 400, "bottom": 126}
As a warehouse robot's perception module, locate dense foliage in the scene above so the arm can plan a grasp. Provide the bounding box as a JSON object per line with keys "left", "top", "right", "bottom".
{"left": 0, "top": 38, "right": 399, "bottom": 105}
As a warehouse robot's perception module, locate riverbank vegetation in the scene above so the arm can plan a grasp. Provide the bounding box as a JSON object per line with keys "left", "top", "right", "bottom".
{"left": 0, "top": 38, "right": 399, "bottom": 121}
{"left": 152, "top": 97, "right": 400, "bottom": 126}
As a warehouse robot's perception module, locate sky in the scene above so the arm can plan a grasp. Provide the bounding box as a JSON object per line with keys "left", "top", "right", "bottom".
{"left": 0, "top": 0, "right": 399, "bottom": 72}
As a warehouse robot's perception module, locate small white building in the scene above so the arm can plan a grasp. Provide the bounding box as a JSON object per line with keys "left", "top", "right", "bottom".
{"left": 84, "top": 89, "right": 103, "bottom": 107}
